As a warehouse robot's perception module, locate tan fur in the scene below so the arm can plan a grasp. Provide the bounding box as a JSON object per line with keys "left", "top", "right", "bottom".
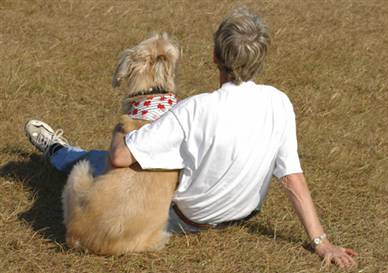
{"left": 62, "top": 33, "right": 180, "bottom": 255}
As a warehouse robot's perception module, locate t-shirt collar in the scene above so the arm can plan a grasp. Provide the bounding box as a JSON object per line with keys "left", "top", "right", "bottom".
{"left": 220, "top": 80, "right": 254, "bottom": 90}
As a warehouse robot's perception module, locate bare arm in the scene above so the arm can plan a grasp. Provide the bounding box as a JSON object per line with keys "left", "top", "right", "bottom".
{"left": 281, "top": 173, "right": 357, "bottom": 268}
{"left": 109, "top": 124, "right": 137, "bottom": 168}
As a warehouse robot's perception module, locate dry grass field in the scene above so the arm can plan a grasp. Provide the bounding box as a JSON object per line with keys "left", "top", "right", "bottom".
{"left": 1, "top": 0, "right": 387, "bottom": 272}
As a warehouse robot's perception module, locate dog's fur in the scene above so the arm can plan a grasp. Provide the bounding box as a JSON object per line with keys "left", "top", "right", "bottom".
{"left": 62, "top": 33, "right": 180, "bottom": 255}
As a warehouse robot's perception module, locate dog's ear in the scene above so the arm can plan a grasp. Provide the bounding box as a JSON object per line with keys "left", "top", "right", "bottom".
{"left": 112, "top": 49, "right": 132, "bottom": 88}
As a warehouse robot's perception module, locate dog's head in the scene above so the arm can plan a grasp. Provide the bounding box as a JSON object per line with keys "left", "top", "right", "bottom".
{"left": 112, "top": 33, "right": 180, "bottom": 95}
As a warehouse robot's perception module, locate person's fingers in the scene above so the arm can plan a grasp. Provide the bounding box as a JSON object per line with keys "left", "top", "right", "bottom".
{"left": 335, "top": 250, "right": 358, "bottom": 268}
{"left": 344, "top": 253, "right": 357, "bottom": 268}
{"left": 340, "top": 255, "right": 353, "bottom": 268}
{"left": 340, "top": 248, "right": 358, "bottom": 268}
{"left": 347, "top": 256, "right": 357, "bottom": 268}
{"left": 344, "top": 248, "right": 358, "bottom": 257}
{"left": 321, "top": 248, "right": 358, "bottom": 269}
{"left": 334, "top": 256, "right": 345, "bottom": 268}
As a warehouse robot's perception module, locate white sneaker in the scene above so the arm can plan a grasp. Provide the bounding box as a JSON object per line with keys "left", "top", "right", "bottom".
{"left": 25, "top": 119, "right": 69, "bottom": 157}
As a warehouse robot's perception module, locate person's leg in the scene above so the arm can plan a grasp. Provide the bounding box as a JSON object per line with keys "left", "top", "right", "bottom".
{"left": 166, "top": 205, "right": 203, "bottom": 234}
{"left": 25, "top": 119, "right": 108, "bottom": 176}
{"left": 50, "top": 146, "right": 108, "bottom": 176}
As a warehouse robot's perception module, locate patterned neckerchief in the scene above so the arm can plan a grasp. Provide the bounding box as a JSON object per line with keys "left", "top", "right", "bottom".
{"left": 127, "top": 92, "right": 177, "bottom": 121}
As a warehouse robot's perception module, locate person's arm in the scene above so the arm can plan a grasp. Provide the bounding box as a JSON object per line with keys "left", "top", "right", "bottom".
{"left": 281, "top": 173, "right": 357, "bottom": 268}
{"left": 109, "top": 106, "right": 187, "bottom": 170}
{"left": 109, "top": 124, "right": 137, "bottom": 168}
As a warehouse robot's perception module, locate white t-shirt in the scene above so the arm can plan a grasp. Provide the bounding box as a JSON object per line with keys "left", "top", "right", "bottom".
{"left": 125, "top": 81, "right": 302, "bottom": 224}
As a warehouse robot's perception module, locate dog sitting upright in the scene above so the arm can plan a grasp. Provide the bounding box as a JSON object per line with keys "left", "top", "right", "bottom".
{"left": 62, "top": 33, "right": 180, "bottom": 255}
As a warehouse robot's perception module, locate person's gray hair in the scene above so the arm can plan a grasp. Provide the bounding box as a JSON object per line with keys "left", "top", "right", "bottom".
{"left": 214, "top": 7, "right": 271, "bottom": 85}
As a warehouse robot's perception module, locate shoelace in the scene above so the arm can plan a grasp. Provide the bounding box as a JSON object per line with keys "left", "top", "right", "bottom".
{"left": 36, "top": 129, "right": 68, "bottom": 156}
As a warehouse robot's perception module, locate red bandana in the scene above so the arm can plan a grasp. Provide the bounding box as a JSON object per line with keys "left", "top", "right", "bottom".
{"left": 127, "top": 93, "right": 177, "bottom": 121}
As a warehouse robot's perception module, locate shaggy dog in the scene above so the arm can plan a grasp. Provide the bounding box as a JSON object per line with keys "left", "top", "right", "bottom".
{"left": 62, "top": 33, "right": 180, "bottom": 255}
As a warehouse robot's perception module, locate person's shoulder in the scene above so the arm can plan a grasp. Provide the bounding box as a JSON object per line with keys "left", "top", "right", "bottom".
{"left": 256, "top": 84, "right": 285, "bottom": 96}
{"left": 257, "top": 84, "right": 293, "bottom": 103}
{"left": 175, "top": 91, "right": 217, "bottom": 109}
{"left": 171, "top": 91, "right": 216, "bottom": 119}
{"left": 183, "top": 91, "right": 214, "bottom": 103}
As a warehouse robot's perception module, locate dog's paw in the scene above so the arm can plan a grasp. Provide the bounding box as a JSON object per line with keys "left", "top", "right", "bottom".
{"left": 119, "top": 115, "right": 142, "bottom": 133}
{"left": 119, "top": 114, "right": 132, "bottom": 125}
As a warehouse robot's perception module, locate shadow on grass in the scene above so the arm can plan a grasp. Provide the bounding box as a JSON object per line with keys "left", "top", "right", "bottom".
{"left": 0, "top": 147, "right": 67, "bottom": 246}
{"left": 242, "top": 218, "right": 312, "bottom": 252}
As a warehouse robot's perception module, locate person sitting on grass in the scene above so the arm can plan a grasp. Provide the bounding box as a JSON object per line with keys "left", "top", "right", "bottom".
{"left": 25, "top": 7, "right": 357, "bottom": 268}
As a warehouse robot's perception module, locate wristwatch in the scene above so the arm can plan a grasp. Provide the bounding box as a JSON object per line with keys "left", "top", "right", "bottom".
{"left": 311, "top": 233, "right": 327, "bottom": 249}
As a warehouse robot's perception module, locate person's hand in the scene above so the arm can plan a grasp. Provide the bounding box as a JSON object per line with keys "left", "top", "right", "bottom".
{"left": 315, "top": 240, "right": 358, "bottom": 269}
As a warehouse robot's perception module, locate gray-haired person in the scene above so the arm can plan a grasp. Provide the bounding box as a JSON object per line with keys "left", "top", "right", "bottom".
{"left": 26, "top": 7, "right": 357, "bottom": 268}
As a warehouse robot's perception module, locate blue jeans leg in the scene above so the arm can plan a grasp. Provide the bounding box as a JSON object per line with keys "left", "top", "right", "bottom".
{"left": 49, "top": 146, "right": 108, "bottom": 176}
{"left": 167, "top": 206, "right": 202, "bottom": 233}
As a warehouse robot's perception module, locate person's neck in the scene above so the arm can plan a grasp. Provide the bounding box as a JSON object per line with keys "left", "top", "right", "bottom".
{"left": 218, "top": 70, "right": 230, "bottom": 87}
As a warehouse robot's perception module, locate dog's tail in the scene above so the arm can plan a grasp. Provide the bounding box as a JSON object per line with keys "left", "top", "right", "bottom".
{"left": 62, "top": 160, "right": 94, "bottom": 225}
